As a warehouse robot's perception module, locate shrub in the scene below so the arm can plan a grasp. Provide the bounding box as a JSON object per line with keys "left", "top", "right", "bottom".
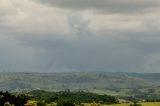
{"left": 37, "top": 101, "right": 46, "bottom": 106}
{"left": 57, "top": 99, "right": 75, "bottom": 106}
{"left": 130, "top": 102, "right": 142, "bottom": 106}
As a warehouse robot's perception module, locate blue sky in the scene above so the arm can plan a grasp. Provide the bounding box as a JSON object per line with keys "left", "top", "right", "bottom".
{"left": 0, "top": 0, "right": 160, "bottom": 73}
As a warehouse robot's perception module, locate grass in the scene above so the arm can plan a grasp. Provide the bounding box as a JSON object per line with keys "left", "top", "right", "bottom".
{"left": 103, "top": 102, "right": 160, "bottom": 106}
{"left": 27, "top": 101, "right": 160, "bottom": 106}
{"left": 89, "top": 89, "right": 127, "bottom": 96}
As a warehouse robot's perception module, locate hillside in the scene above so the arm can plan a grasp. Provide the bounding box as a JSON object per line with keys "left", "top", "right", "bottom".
{"left": 0, "top": 72, "right": 159, "bottom": 92}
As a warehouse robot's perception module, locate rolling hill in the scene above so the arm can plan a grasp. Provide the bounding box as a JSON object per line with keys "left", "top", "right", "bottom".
{"left": 0, "top": 72, "right": 159, "bottom": 92}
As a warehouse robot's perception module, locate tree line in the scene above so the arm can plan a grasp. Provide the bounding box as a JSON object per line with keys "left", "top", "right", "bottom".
{"left": 29, "top": 90, "right": 118, "bottom": 104}
{"left": 0, "top": 91, "right": 28, "bottom": 106}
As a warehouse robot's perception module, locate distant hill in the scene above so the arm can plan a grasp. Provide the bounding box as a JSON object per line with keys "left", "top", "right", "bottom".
{"left": 0, "top": 72, "right": 160, "bottom": 93}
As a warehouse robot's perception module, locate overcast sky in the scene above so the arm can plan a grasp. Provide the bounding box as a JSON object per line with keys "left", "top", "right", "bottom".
{"left": 0, "top": 0, "right": 160, "bottom": 73}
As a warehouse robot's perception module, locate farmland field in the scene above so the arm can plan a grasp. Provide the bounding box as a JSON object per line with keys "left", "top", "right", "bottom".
{"left": 28, "top": 102, "right": 160, "bottom": 106}
{"left": 42, "top": 102, "right": 160, "bottom": 106}
{"left": 103, "top": 102, "right": 160, "bottom": 106}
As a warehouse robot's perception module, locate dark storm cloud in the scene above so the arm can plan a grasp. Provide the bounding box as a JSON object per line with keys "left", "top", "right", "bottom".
{"left": 0, "top": 0, "right": 160, "bottom": 73}
{"left": 35, "top": 0, "right": 160, "bottom": 14}
{"left": 18, "top": 26, "right": 160, "bottom": 72}
{"left": 1, "top": 23, "right": 160, "bottom": 73}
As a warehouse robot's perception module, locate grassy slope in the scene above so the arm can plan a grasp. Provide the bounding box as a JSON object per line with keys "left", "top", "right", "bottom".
{"left": 0, "top": 72, "right": 160, "bottom": 98}
{"left": 0, "top": 72, "right": 155, "bottom": 89}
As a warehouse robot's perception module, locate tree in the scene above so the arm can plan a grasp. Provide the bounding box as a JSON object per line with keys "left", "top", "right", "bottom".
{"left": 37, "top": 101, "right": 46, "bottom": 106}
{"left": 4, "top": 102, "right": 11, "bottom": 106}
{"left": 130, "top": 102, "right": 142, "bottom": 106}
{"left": 57, "top": 100, "right": 75, "bottom": 106}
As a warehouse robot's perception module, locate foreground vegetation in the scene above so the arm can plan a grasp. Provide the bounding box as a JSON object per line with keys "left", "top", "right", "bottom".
{"left": 0, "top": 91, "right": 27, "bottom": 106}
{"left": 1, "top": 90, "right": 160, "bottom": 106}
{"left": 28, "top": 90, "right": 118, "bottom": 104}
{"left": 0, "top": 90, "right": 118, "bottom": 106}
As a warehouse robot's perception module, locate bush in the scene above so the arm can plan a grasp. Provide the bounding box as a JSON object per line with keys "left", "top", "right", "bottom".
{"left": 37, "top": 101, "right": 46, "bottom": 106}
{"left": 130, "top": 102, "right": 142, "bottom": 106}
{"left": 4, "top": 102, "right": 11, "bottom": 106}
{"left": 57, "top": 100, "right": 75, "bottom": 106}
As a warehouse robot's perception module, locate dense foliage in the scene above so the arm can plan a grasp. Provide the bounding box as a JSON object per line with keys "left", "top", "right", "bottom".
{"left": 57, "top": 99, "right": 75, "bottom": 106}
{"left": 0, "top": 91, "right": 28, "bottom": 106}
{"left": 29, "top": 90, "right": 118, "bottom": 104}
{"left": 37, "top": 101, "right": 46, "bottom": 106}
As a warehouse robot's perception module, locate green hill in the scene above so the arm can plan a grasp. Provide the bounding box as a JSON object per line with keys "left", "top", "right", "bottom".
{"left": 0, "top": 72, "right": 160, "bottom": 98}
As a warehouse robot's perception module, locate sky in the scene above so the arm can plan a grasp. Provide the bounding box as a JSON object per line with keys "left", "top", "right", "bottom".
{"left": 0, "top": 0, "right": 160, "bottom": 73}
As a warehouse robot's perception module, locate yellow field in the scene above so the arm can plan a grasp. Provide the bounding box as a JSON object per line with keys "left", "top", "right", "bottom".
{"left": 26, "top": 101, "right": 160, "bottom": 106}
{"left": 103, "top": 102, "right": 160, "bottom": 106}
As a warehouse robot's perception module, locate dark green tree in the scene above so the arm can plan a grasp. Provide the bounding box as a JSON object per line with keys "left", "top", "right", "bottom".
{"left": 57, "top": 100, "right": 75, "bottom": 106}
{"left": 37, "top": 101, "right": 46, "bottom": 106}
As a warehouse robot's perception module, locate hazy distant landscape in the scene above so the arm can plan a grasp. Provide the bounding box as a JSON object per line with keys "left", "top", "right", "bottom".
{"left": 1, "top": 72, "right": 160, "bottom": 105}
{"left": 1, "top": 72, "right": 160, "bottom": 100}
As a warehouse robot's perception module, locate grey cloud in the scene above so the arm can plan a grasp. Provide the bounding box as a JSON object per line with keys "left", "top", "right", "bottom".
{"left": 35, "top": 0, "right": 160, "bottom": 14}
{"left": 1, "top": 17, "right": 160, "bottom": 73}
{"left": 0, "top": 0, "right": 160, "bottom": 73}
{"left": 1, "top": 26, "right": 160, "bottom": 73}
{"left": 18, "top": 29, "right": 159, "bottom": 72}
{"left": 69, "top": 15, "right": 91, "bottom": 37}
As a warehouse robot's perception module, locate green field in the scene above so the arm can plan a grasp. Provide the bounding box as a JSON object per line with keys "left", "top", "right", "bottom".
{"left": 27, "top": 101, "right": 160, "bottom": 106}
{"left": 103, "top": 102, "right": 160, "bottom": 106}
